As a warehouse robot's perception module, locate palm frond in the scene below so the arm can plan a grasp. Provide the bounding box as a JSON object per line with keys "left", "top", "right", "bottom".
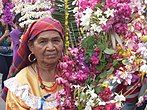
{"left": 52, "top": 0, "right": 80, "bottom": 48}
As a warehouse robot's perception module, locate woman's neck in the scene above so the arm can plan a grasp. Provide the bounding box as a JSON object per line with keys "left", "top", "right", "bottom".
{"left": 36, "top": 63, "right": 58, "bottom": 82}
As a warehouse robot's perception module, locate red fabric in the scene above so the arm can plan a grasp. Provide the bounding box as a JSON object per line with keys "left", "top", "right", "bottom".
{"left": 116, "top": 80, "right": 141, "bottom": 103}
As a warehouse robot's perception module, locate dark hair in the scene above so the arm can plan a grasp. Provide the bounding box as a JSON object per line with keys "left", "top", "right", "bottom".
{"left": 13, "top": 13, "right": 21, "bottom": 24}
{"left": 0, "top": 21, "right": 5, "bottom": 34}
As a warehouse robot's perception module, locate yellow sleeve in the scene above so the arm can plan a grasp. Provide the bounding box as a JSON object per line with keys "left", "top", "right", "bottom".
{"left": 6, "top": 90, "right": 30, "bottom": 110}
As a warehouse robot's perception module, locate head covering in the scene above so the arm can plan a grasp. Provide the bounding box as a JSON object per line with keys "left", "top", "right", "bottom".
{"left": 8, "top": 17, "right": 64, "bottom": 77}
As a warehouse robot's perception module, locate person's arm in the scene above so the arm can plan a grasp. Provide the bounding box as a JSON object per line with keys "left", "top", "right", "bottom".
{"left": 0, "top": 46, "right": 12, "bottom": 53}
{"left": 0, "top": 30, "right": 9, "bottom": 44}
{"left": 6, "top": 90, "right": 30, "bottom": 110}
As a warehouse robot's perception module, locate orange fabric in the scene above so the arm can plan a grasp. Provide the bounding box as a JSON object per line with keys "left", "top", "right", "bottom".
{"left": 6, "top": 64, "right": 61, "bottom": 110}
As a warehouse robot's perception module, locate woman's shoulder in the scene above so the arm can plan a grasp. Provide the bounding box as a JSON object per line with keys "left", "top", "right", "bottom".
{"left": 14, "top": 66, "right": 32, "bottom": 81}
{"left": 4, "top": 65, "right": 36, "bottom": 86}
{"left": 4, "top": 66, "right": 32, "bottom": 100}
{"left": 15, "top": 65, "right": 33, "bottom": 79}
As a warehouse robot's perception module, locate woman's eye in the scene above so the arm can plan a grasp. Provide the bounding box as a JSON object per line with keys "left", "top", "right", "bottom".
{"left": 39, "top": 40, "right": 46, "bottom": 44}
{"left": 52, "top": 38, "right": 61, "bottom": 43}
{"left": 53, "top": 39, "right": 60, "bottom": 42}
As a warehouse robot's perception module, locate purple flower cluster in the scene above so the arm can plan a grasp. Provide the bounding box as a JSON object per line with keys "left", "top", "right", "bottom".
{"left": 103, "top": 1, "right": 132, "bottom": 35}
{"left": 78, "top": 0, "right": 101, "bottom": 10}
{"left": 2, "top": 2, "right": 14, "bottom": 25}
{"left": 89, "top": 47, "right": 101, "bottom": 75}
{"left": 56, "top": 47, "right": 91, "bottom": 109}
{"left": 90, "top": 48, "right": 100, "bottom": 65}
{"left": 105, "top": 0, "right": 131, "bottom": 8}
{"left": 58, "top": 48, "right": 90, "bottom": 84}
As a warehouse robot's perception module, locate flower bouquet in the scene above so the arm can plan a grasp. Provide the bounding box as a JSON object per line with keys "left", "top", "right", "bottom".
{"left": 12, "top": 0, "right": 53, "bottom": 27}
{"left": 2, "top": 2, "right": 14, "bottom": 25}
{"left": 56, "top": 0, "right": 147, "bottom": 109}
{"left": 56, "top": 47, "right": 126, "bottom": 110}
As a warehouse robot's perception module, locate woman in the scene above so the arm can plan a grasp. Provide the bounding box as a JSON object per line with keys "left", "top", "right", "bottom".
{"left": 0, "top": 19, "right": 13, "bottom": 89}
{"left": 4, "top": 17, "right": 64, "bottom": 110}
{"left": 10, "top": 13, "right": 26, "bottom": 61}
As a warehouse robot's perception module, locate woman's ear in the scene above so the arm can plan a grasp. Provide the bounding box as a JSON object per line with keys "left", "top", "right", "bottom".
{"left": 28, "top": 41, "right": 34, "bottom": 52}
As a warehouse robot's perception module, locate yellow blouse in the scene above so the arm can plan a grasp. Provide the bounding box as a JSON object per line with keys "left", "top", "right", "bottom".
{"left": 5, "top": 64, "right": 61, "bottom": 110}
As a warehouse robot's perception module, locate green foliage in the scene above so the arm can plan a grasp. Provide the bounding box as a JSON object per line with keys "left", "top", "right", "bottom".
{"left": 113, "top": 60, "right": 119, "bottom": 67}
{"left": 81, "top": 36, "right": 95, "bottom": 49}
{"left": 52, "top": 0, "right": 80, "bottom": 47}
{"left": 95, "top": 86, "right": 104, "bottom": 94}
{"left": 96, "top": 61, "right": 107, "bottom": 71}
{"left": 122, "top": 59, "right": 130, "bottom": 65}
{"left": 99, "top": 67, "right": 114, "bottom": 79}
{"left": 104, "top": 48, "right": 116, "bottom": 54}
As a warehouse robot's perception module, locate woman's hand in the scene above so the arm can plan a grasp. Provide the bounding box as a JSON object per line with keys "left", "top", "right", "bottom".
{"left": 0, "top": 30, "right": 10, "bottom": 43}
{"left": 3, "top": 30, "right": 9, "bottom": 37}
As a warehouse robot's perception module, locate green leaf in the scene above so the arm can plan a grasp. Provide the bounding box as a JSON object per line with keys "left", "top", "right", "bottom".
{"left": 104, "top": 48, "right": 116, "bottom": 54}
{"left": 99, "top": 67, "right": 114, "bottom": 79}
{"left": 81, "top": 36, "right": 95, "bottom": 49}
{"left": 122, "top": 59, "right": 130, "bottom": 65}
{"left": 113, "top": 60, "right": 119, "bottom": 66}
{"left": 86, "top": 77, "right": 94, "bottom": 85}
{"left": 95, "top": 86, "right": 104, "bottom": 94}
{"left": 52, "top": 0, "right": 80, "bottom": 48}
{"left": 97, "top": 42, "right": 107, "bottom": 50}
{"left": 99, "top": 71, "right": 107, "bottom": 79}
{"left": 96, "top": 62, "right": 107, "bottom": 71}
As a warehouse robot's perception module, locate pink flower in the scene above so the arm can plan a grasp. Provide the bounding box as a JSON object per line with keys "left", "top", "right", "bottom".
{"left": 90, "top": 55, "right": 100, "bottom": 65}
{"left": 94, "top": 47, "right": 100, "bottom": 53}
{"left": 118, "top": 0, "right": 131, "bottom": 3}
{"left": 89, "top": 0, "right": 101, "bottom": 9}
{"left": 2, "top": 0, "right": 9, "bottom": 4}
{"left": 78, "top": 0, "right": 89, "bottom": 10}
{"left": 99, "top": 88, "right": 112, "bottom": 101}
{"left": 134, "top": 22, "right": 142, "bottom": 31}
{"left": 78, "top": 0, "right": 101, "bottom": 10}
{"left": 93, "top": 105, "right": 105, "bottom": 110}
{"left": 59, "top": 62, "right": 68, "bottom": 69}
{"left": 142, "top": 28, "right": 147, "bottom": 35}
{"left": 90, "top": 48, "right": 100, "bottom": 65}
{"left": 105, "top": 0, "right": 118, "bottom": 8}
{"left": 114, "top": 23, "right": 127, "bottom": 35}
{"left": 56, "top": 77, "right": 67, "bottom": 84}
{"left": 68, "top": 47, "right": 79, "bottom": 56}
{"left": 115, "top": 4, "right": 132, "bottom": 18}
{"left": 105, "top": 103, "right": 116, "bottom": 110}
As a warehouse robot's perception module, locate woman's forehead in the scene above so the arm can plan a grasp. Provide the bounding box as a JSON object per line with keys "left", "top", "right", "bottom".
{"left": 37, "top": 30, "right": 61, "bottom": 39}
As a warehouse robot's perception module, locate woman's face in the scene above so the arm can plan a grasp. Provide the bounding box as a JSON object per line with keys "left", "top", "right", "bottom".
{"left": 29, "top": 31, "right": 64, "bottom": 66}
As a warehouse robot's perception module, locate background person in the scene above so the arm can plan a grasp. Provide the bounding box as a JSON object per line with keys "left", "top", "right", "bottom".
{"left": 10, "top": 13, "right": 26, "bottom": 61}
{"left": 0, "top": 19, "right": 12, "bottom": 89}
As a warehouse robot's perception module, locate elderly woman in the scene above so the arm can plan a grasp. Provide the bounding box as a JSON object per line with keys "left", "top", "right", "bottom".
{"left": 4, "top": 17, "right": 64, "bottom": 110}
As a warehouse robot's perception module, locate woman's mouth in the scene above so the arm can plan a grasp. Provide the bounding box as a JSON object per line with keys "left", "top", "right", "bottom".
{"left": 45, "top": 53, "right": 57, "bottom": 58}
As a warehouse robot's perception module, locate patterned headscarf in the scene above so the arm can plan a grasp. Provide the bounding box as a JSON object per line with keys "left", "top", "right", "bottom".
{"left": 9, "top": 17, "right": 64, "bottom": 77}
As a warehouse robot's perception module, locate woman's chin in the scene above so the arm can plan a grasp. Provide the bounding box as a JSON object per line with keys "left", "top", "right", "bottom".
{"left": 44, "top": 58, "right": 59, "bottom": 65}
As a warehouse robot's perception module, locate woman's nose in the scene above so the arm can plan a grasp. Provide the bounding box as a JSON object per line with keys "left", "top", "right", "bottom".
{"left": 46, "top": 42, "right": 55, "bottom": 50}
